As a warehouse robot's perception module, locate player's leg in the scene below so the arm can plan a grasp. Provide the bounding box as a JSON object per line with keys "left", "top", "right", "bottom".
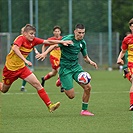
{"left": 41, "top": 55, "right": 59, "bottom": 87}
{"left": 20, "top": 80, "right": 27, "bottom": 92}
{"left": 79, "top": 83, "right": 94, "bottom": 116}
{"left": 0, "top": 82, "right": 11, "bottom": 93}
{"left": 41, "top": 69, "right": 58, "bottom": 87}
{"left": 123, "top": 68, "right": 131, "bottom": 82}
{"left": 21, "top": 67, "right": 60, "bottom": 112}
{"left": 129, "top": 74, "right": 133, "bottom": 111}
{"left": 74, "top": 70, "right": 94, "bottom": 116}
{"left": 59, "top": 68, "right": 75, "bottom": 98}
{"left": 56, "top": 76, "right": 64, "bottom": 92}
{"left": 0, "top": 66, "right": 15, "bottom": 93}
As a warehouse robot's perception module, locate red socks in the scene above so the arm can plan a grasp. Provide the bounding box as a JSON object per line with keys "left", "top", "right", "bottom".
{"left": 38, "top": 88, "right": 51, "bottom": 106}
{"left": 44, "top": 74, "right": 51, "bottom": 80}
{"left": 130, "top": 92, "right": 133, "bottom": 105}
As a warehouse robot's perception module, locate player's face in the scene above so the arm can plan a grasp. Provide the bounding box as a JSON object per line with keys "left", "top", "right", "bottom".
{"left": 24, "top": 30, "right": 35, "bottom": 41}
{"left": 129, "top": 24, "right": 133, "bottom": 33}
{"left": 74, "top": 28, "right": 85, "bottom": 40}
{"left": 53, "top": 29, "right": 61, "bottom": 38}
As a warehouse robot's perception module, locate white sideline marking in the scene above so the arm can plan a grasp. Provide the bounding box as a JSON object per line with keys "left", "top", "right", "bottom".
{"left": 1, "top": 91, "right": 129, "bottom": 95}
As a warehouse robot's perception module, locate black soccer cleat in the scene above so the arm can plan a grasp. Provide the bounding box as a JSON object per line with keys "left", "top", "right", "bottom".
{"left": 41, "top": 77, "right": 45, "bottom": 87}
{"left": 123, "top": 68, "right": 129, "bottom": 78}
{"left": 129, "top": 104, "right": 133, "bottom": 111}
{"left": 60, "top": 87, "right": 64, "bottom": 93}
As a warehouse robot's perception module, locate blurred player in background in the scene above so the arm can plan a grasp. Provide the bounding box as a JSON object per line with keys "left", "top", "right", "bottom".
{"left": 41, "top": 25, "right": 64, "bottom": 92}
{"left": 117, "top": 18, "right": 133, "bottom": 111}
{"left": 36, "top": 24, "right": 98, "bottom": 116}
{"left": 122, "top": 32, "right": 131, "bottom": 70}
{"left": 0, "top": 24, "right": 72, "bottom": 112}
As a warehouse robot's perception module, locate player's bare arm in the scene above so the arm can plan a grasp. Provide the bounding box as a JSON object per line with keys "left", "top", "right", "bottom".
{"left": 83, "top": 55, "right": 98, "bottom": 69}
{"left": 12, "top": 45, "right": 32, "bottom": 66}
{"left": 43, "top": 40, "right": 73, "bottom": 46}
{"left": 36, "top": 44, "right": 58, "bottom": 61}
{"left": 117, "top": 50, "right": 126, "bottom": 65}
{"left": 33, "top": 47, "right": 40, "bottom": 55}
{"left": 42, "top": 45, "right": 47, "bottom": 53}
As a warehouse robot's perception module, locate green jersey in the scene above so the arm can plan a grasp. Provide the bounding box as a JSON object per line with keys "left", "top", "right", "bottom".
{"left": 58, "top": 34, "right": 87, "bottom": 68}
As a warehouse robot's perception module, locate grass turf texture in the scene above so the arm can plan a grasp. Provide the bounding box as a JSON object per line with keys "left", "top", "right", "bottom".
{"left": 0, "top": 69, "right": 133, "bottom": 133}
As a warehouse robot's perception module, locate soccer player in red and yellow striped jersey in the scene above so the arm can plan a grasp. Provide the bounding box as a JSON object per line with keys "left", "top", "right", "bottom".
{"left": 41, "top": 26, "right": 64, "bottom": 92}
{"left": 0, "top": 24, "right": 72, "bottom": 112}
{"left": 117, "top": 18, "right": 133, "bottom": 111}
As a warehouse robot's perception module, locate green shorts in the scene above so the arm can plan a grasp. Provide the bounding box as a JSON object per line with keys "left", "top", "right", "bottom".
{"left": 59, "top": 64, "right": 84, "bottom": 90}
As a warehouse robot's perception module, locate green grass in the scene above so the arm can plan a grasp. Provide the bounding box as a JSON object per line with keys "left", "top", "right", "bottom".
{"left": 0, "top": 69, "right": 133, "bottom": 133}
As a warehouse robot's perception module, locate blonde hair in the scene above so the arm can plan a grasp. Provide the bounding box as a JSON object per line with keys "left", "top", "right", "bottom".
{"left": 21, "top": 26, "right": 25, "bottom": 34}
{"left": 129, "top": 18, "right": 133, "bottom": 26}
{"left": 23, "top": 24, "right": 36, "bottom": 32}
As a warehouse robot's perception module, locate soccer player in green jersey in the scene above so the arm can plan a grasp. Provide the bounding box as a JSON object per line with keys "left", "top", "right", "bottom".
{"left": 36, "top": 24, "right": 98, "bottom": 116}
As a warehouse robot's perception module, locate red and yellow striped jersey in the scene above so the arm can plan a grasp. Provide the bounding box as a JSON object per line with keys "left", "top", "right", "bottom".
{"left": 5, "top": 35, "right": 44, "bottom": 71}
{"left": 45, "top": 36, "right": 62, "bottom": 60}
{"left": 122, "top": 34, "right": 133, "bottom": 63}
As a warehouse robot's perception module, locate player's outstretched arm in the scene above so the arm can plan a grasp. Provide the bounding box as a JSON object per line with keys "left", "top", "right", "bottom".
{"left": 36, "top": 44, "right": 57, "bottom": 61}
{"left": 117, "top": 50, "right": 126, "bottom": 65}
{"left": 83, "top": 55, "right": 98, "bottom": 69}
{"left": 43, "top": 40, "right": 73, "bottom": 46}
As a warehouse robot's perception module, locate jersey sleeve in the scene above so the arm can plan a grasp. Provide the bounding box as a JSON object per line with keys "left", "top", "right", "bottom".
{"left": 58, "top": 35, "right": 68, "bottom": 47}
{"left": 121, "top": 37, "right": 128, "bottom": 50}
{"left": 13, "top": 35, "right": 24, "bottom": 47}
{"left": 34, "top": 37, "right": 44, "bottom": 46}
{"left": 43, "top": 37, "right": 53, "bottom": 47}
{"left": 81, "top": 41, "right": 88, "bottom": 56}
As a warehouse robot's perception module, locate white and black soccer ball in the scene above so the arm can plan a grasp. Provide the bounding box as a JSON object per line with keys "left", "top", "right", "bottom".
{"left": 78, "top": 72, "right": 91, "bottom": 84}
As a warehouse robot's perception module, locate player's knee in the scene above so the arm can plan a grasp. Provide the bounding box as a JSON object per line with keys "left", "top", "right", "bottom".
{"left": 67, "top": 94, "right": 75, "bottom": 99}
{"left": 65, "top": 91, "right": 75, "bottom": 99}
{"left": 32, "top": 81, "right": 41, "bottom": 89}
{"left": 1, "top": 87, "right": 9, "bottom": 93}
{"left": 84, "top": 84, "right": 91, "bottom": 91}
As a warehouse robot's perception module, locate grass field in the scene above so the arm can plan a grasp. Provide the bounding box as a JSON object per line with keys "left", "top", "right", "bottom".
{"left": 0, "top": 69, "right": 133, "bottom": 133}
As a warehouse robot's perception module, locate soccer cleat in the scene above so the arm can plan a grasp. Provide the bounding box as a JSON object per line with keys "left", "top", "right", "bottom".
{"left": 20, "top": 87, "right": 27, "bottom": 92}
{"left": 56, "top": 79, "right": 61, "bottom": 87}
{"left": 80, "top": 110, "right": 94, "bottom": 116}
{"left": 60, "top": 87, "right": 64, "bottom": 93}
{"left": 129, "top": 104, "right": 133, "bottom": 111}
{"left": 123, "top": 68, "right": 131, "bottom": 82}
{"left": 123, "top": 68, "right": 129, "bottom": 78}
{"left": 41, "top": 77, "right": 45, "bottom": 87}
{"left": 48, "top": 102, "right": 60, "bottom": 113}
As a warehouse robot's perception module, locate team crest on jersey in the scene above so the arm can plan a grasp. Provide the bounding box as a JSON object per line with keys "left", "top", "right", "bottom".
{"left": 80, "top": 43, "right": 83, "bottom": 48}
{"left": 6, "top": 79, "right": 10, "bottom": 85}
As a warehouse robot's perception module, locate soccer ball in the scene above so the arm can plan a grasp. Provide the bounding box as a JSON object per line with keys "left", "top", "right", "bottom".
{"left": 78, "top": 72, "right": 91, "bottom": 84}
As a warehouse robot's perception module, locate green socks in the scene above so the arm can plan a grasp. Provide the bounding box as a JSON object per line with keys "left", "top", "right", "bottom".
{"left": 22, "top": 80, "right": 27, "bottom": 87}
{"left": 82, "top": 102, "right": 88, "bottom": 110}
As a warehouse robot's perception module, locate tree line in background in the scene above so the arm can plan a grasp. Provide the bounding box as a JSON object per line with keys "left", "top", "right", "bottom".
{"left": 0, "top": 0, "right": 133, "bottom": 40}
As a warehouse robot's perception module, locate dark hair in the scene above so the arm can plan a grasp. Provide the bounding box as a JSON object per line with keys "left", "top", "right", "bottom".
{"left": 75, "top": 24, "right": 85, "bottom": 29}
{"left": 129, "top": 18, "right": 133, "bottom": 26}
{"left": 23, "top": 24, "right": 36, "bottom": 32}
{"left": 53, "top": 25, "right": 61, "bottom": 31}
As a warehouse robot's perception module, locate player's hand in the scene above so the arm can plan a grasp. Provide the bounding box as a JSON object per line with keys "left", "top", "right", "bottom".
{"left": 117, "top": 58, "right": 124, "bottom": 65}
{"left": 25, "top": 60, "right": 32, "bottom": 66}
{"left": 35, "top": 52, "right": 47, "bottom": 61}
{"left": 62, "top": 40, "right": 73, "bottom": 46}
{"left": 89, "top": 60, "right": 98, "bottom": 69}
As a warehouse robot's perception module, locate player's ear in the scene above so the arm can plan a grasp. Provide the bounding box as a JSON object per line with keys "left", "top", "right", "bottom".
{"left": 74, "top": 29, "right": 76, "bottom": 34}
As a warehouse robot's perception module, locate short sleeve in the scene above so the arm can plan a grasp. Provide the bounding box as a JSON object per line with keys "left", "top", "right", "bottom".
{"left": 121, "top": 38, "right": 128, "bottom": 50}
{"left": 13, "top": 36, "right": 24, "bottom": 47}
